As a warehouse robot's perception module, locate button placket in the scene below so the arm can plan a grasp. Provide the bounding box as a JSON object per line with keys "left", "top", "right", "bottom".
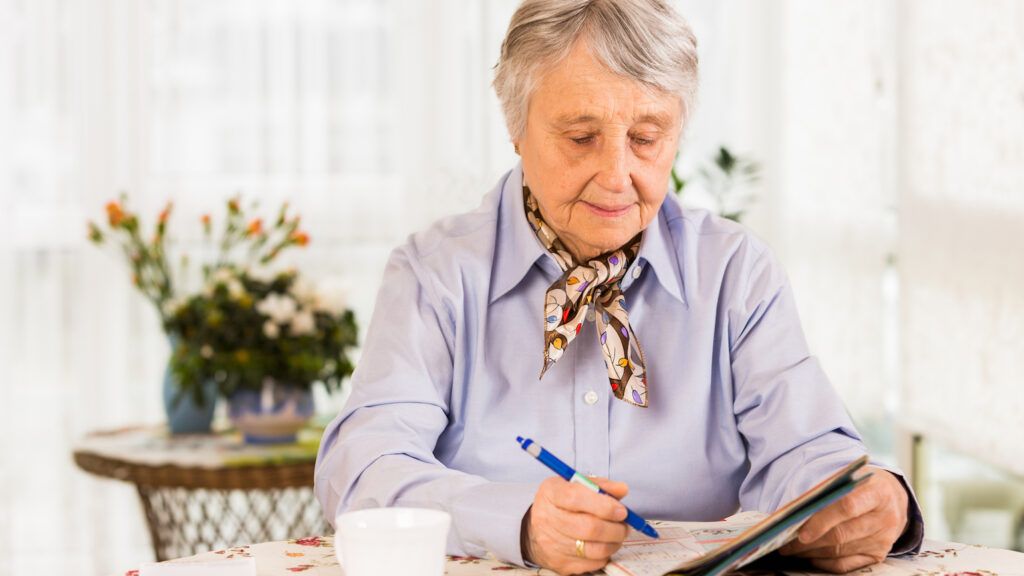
{"left": 572, "top": 320, "right": 611, "bottom": 479}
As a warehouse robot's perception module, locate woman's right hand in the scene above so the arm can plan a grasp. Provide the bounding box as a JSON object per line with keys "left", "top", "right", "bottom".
{"left": 521, "top": 476, "right": 631, "bottom": 575}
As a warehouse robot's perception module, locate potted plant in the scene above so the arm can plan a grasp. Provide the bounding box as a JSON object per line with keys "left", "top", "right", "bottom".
{"left": 672, "top": 146, "right": 760, "bottom": 222}
{"left": 88, "top": 196, "right": 358, "bottom": 440}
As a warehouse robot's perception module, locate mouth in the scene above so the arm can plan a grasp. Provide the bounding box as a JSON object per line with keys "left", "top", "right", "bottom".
{"left": 582, "top": 201, "right": 632, "bottom": 218}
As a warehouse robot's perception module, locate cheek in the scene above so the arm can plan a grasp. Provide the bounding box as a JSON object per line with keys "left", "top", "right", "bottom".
{"left": 634, "top": 173, "right": 671, "bottom": 212}
{"left": 535, "top": 171, "right": 589, "bottom": 210}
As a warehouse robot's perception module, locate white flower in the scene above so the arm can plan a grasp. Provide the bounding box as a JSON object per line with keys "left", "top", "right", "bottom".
{"left": 203, "top": 267, "right": 237, "bottom": 297}
{"left": 290, "top": 308, "right": 316, "bottom": 336}
{"left": 227, "top": 279, "right": 246, "bottom": 299}
{"left": 247, "top": 267, "right": 278, "bottom": 284}
{"left": 161, "top": 297, "right": 185, "bottom": 317}
{"left": 313, "top": 277, "right": 349, "bottom": 316}
{"left": 291, "top": 276, "right": 318, "bottom": 307}
{"left": 262, "top": 320, "right": 280, "bottom": 339}
{"left": 200, "top": 344, "right": 214, "bottom": 358}
{"left": 212, "top": 268, "right": 233, "bottom": 285}
{"left": 256, "top": 293, "right": 297, "bottom": 324}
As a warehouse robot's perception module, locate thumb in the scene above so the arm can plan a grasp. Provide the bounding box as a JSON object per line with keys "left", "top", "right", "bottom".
{"left": 590, "top": 476, "right": 629, "bottom": 500}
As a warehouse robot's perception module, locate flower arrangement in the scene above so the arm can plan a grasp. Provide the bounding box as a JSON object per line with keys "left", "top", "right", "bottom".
{"left": 88, "top": 196, "right": 358, "bottom": 408}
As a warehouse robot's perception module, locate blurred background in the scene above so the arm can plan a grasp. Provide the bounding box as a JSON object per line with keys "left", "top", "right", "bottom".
{"left": 1, "top": 0, "right": 1022, "bottom": 574}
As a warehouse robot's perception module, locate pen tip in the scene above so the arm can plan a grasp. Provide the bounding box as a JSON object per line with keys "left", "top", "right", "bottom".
{"left": 516, "top": 436, "right": 523, "bottom": 444}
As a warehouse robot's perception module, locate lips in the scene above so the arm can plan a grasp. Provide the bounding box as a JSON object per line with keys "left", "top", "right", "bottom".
{"left": 583, "top": 201, "right": 632, "bottom": 218}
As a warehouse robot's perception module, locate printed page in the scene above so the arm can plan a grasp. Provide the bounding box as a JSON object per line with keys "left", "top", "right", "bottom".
{"left": 605, "top": 513, "right": 768, "bottom": 576}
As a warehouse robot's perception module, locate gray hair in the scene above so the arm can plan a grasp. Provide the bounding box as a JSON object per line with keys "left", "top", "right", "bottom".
{"left": 493, "top": 0, "right": 699, "bottom": 139}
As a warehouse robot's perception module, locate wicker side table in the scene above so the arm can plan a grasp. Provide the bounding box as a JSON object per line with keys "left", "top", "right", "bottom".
{"left": 73, "top": 425, "right": 329, "bottom": 561}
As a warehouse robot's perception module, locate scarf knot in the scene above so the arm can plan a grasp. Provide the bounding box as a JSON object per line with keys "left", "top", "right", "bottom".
{"left": 524, "top": 186, "right": 650, "bottom": 407}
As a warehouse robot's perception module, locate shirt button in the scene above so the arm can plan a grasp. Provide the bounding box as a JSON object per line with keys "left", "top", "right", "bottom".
{"left": 632, "top": 266, "right": 642, "bottom": 279}
{"left": 586, "top": 309, "right": 596, "bottom": 322}
{"left": 583, "top": 390, "right": 599, "bottom": 405}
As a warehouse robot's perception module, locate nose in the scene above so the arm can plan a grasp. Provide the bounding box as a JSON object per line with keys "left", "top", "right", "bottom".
{"left": 594, "top": 138, "right": 632, "bottom": 193}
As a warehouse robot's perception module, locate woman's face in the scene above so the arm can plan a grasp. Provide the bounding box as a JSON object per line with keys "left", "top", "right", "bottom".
{"left": 517, "top": 39, "right": 683, "bottom": 262}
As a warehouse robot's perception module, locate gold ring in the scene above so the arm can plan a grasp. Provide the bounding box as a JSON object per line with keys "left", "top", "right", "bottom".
{"left": 575, "top": 539, "right": 586, "bottom": 558}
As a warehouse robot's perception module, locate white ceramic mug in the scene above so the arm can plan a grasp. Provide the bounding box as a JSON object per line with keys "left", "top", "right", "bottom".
{"left": 335, "top": 507, "right": 452, "bottom": 576}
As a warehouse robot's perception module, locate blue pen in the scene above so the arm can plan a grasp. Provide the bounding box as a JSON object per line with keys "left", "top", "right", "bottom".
{"left": 516, "top": 436, "right": 659, "bottom": 539}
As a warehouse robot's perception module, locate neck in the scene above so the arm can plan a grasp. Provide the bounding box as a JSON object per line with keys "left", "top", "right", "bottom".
{"left": 559, "top": 237, "right": 604, "bottom": 263}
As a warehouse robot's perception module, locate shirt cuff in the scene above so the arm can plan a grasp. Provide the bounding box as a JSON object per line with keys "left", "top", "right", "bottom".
{"left": 450, "top": 481, "right": 540, "bottom": 566}
{"left": 873, "top": 466, "right": 925, "bottom": 556}
{"left": 889, "top": 472, "right": 925, "bottom": 555}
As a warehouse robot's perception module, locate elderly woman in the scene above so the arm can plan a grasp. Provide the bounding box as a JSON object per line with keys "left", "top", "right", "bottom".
{"left": 315, "top": 1, "right": 923, "bottom": 574}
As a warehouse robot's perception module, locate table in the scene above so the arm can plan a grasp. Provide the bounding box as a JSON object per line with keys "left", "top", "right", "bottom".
{"left": 120, "top": 535, "right": 1024, "bottom": 575}
{"left": 74, "top": 424, "right": 329, "bottom": 562}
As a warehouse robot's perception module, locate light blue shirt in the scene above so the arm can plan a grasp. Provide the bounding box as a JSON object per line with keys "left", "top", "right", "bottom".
{"left": 315, "top": 164, "right": 922, "bottom": 565}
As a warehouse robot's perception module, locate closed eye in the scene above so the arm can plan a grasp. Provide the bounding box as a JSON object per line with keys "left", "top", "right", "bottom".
{"left": 571, "top": 135, "right": 595, "bottom": 145}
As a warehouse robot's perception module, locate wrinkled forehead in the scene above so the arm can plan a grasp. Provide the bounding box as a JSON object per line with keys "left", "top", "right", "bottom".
{"left": 529, "top": 42, "right": 684, "bottom": 130}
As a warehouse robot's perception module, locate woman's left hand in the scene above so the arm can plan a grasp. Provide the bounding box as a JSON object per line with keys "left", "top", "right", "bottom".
{"left": 778, "top": 466, "right": 909, "bottom": 573}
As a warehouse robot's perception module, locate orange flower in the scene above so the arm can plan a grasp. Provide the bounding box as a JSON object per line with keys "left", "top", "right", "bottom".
{"left": 228, "top": 197, "right": 240, "bottom": 214}
{"left": 291, "top": 231, "right": 310, "bottom": 246}
{"left": 201, "top": 214, "right": 211, "bottom": 226}
{"left": 158, "top": 201, "right": 173, "bottom": 224}
{"left": 131, "top": 273, "right": 140, "bottom": 286}
{"left": 106, "top": 201, "right": 124, "bottom": 227}
{"left": 246, "top": 218, "right": 263, "bottom": 236}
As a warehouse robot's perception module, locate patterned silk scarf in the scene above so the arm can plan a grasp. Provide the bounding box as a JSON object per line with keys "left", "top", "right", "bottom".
{"left": 524, "top": 186, "right": 650, "bottom": 407}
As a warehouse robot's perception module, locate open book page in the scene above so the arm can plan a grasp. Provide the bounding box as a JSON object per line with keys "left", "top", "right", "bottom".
{"left": 605, "top": 456, "right": 869, "bottom": 576}
{"left": 605, "top": 512, "right": 768, "bottom": 576}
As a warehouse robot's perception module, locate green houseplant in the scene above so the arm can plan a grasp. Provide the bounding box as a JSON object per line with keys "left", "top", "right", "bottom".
{"left": 672, "top": 146, "right": 760, "bottom": 222}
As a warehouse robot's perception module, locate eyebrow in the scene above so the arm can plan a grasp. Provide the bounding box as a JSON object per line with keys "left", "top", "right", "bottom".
{"left": 552, "top": 111, "right": 674, "bottom": 129}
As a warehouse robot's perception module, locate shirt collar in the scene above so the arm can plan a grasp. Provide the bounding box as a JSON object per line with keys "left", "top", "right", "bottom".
{"left": 626, "top": 197, "right": 687, "bottom": 306}
{"left": 489, "top": 163, "right": 557, "bottom": 304}
{"left": 489, "top": 162, "right": 687, "bottom": 306}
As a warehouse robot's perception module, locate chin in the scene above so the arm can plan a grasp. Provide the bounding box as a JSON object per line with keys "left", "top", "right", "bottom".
{"left": 587, "top": 234, "right": 635, "bottom": 256}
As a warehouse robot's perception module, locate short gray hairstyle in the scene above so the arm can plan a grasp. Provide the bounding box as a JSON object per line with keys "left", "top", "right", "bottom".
{"left": 493, "top": 0, "right": 699, "bottom": 139}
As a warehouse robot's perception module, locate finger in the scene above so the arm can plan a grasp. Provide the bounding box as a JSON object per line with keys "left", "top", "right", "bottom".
{"left": 785, "top": 534, "right": 888, "bottom": 559}
{"left": 560, "top": 536, "right": 623, "bottom": 562}
{"left": 590, "top": 477, "right": 630, "bottom": 500}
{"left": 529, "top": 521, "right": 610, "bottom": 573}
{"left": 550, "top": 508, "right": 630, "bottom": 544}
{"left": 780, "top": 508, "right": 888, "bottom": 555}
{"left": 810, "top": 553, "right": 885, "bottom": 573}
{"left": 549, "top": 481, "right": 628, "bottom": 522}
{"left": 557, "top": 557, "right": 609, "bottom": 576}
{"left": 797, "top": 480, "right": 882, "bottom": 543}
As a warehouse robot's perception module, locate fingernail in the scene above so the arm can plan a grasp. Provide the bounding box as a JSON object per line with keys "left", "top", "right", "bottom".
{"left": 798, "top": 530, "right": 813, "bottom": 543}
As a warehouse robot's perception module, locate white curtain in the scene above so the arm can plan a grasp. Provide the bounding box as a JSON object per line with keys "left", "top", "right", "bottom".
{"left": 0, "top": 0, "right": 521, "bottom": 573}
{"left": 898, "top": 0, "right": 1024, "bottom": 477}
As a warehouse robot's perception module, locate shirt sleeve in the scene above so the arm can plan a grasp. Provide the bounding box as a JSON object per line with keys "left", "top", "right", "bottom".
{"left": 314, "top": 247, "right": 539, "bottom": 566}
{"left": 727, "top": 245, "right": 924, "bottom": 555}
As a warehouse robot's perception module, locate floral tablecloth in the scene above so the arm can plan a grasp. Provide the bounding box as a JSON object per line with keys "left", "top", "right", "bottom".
{"left": 125, "top": 535, "right": 1024, "bottom": 575}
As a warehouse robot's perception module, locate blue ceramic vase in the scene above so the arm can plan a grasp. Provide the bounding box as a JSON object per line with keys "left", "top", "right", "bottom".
{"left": 162, "top": 363, "right": 218, "bottom": 434}
{"left": 228, "top": 380, "right": 314, "bottom": 444}
{"left": 163, "top": 335, "right": 218, "bottom": 434}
